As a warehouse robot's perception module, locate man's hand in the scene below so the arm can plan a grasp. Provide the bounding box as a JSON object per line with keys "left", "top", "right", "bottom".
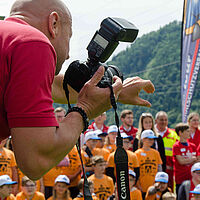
{"left": 117, "top": 76, "right": 155, "bottom": 107}
{"left": 77, "top": 66, "right": 122, "bottom": 120}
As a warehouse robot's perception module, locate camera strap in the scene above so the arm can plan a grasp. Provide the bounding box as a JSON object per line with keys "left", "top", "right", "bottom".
{"left": 108, "top": 85, "right": 130, "bottom": 200}
{"left": 63, "top": 84, "right": 93, "bottom": 200}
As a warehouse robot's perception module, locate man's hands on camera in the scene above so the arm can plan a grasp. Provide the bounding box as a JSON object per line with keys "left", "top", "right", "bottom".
{"left": 76, "top": 66, "right": 122, "bottom": 120}
{"left": 117, "top": 76, "right": 155, "bottom": 107}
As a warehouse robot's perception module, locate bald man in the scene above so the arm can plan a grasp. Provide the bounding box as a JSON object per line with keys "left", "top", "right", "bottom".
{"left": 0, "top": 0, "right": 155, "bottom": 180}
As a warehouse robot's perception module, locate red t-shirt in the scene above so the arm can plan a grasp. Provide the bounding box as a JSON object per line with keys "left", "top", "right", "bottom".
{"left": 173, "top": 141, "right": 197, "bottom": 184}
{"left": 119, "top": 125, "right": 137, "bottom": 138}
{"left": 87, "top": 122, "right": 108, "bottom": 133}
{"left": 188, "top": 128, "right": 200, "bottom": 148}
{"left": 0, "top": 17, "right": 58, "bottom": 140}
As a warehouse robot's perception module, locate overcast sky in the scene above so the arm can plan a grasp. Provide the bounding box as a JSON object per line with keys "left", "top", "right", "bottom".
{"left": 0, "top": 0, "right": 184, "bottom": 73}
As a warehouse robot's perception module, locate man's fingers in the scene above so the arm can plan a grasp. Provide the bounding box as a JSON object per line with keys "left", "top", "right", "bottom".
{"left": 87, "top": 66, "right": 105, "bottom": 86}
{"left": 134, "top": 96, "right": 152, "bottom": 107}
{"left": 112, "top": 76, "right": 123, "bottom": 99}
{"left": 140, "top": 80, "right": 155, "bottom": 93}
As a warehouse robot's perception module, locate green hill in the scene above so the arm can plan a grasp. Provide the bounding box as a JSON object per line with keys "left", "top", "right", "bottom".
{"left": 55, "top": 20, "right": 200, "bottom": 129}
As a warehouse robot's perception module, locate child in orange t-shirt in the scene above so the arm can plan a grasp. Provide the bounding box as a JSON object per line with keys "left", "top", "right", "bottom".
{"left": 135, "top": 130, "right": 162, "bottom": 199}
{"left": 0, "top": 175, "right": 17, "bottom": 200}
{"left": 129, "top": 169, "right": 142, "bottom": 200}
{"left": 47, "top": 175, "right": 72, "bottom": 200}
{"left": 106, "top": 132, "right": 139, "bottom": 183}
{"left": 73, "top": 179, "right": 98, "bottom": 200}
{"left": 88, "top": 155, "right": 114, "bottom": 200}
{"left": 16, "top": 176, "right": 45, "bottom": 200}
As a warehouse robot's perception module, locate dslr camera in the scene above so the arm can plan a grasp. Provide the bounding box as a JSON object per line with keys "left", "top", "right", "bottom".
{"left": 63, "top": 17, "right": 139, "bottom": 92}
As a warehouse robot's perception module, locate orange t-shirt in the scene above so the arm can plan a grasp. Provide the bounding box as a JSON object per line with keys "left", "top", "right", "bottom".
{"left": 103, "top": 144, "right": 116, "bottom": 153}
{"left": 5, "top": 194, "right": 15, "bottom": 200}
{"left": 0, "top": 147, "right": 16, "bottom": 178}
{"left": 47, "top": 196, "right": 72, "bottom": 200}
{"left": 16, "top": 191, "right": 45, "bottom": 200}
{"left": 17, "top": 168, "right": 41, "bottom": 191}
{"left": 92, "top": 148, "right": 110, "bottom": 162}
{"left": 61, "top": 146, "right": 81, "bottom": 187}
{"left": 81, "top": 150, "right": 92, "bottom": 167}
{"left": 107, "top": 150, "right": 139, "bottom": 174}
{"left": 130, "top": 187, "right": 142, "bottom": 200}
{"left": 135, "top": 148, "right": 162, "bottom": 193}
{"left": 43, "top": 166, "right": 64, "bottom": 187}
{"left": 73, "top": 194, "right": 98, "bottom": 200}
{"left": 88, "top": 174, "right": 114, "bottom": 200}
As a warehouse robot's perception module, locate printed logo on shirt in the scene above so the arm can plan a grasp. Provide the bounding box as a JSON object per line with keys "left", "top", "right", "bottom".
{"left": 181, "top": 148, "right": 186, "bottom": 152}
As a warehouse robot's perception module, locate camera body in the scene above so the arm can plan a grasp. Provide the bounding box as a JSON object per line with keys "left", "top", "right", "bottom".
{"left": 63, "top": 17, "right": 139, "bottom": 92}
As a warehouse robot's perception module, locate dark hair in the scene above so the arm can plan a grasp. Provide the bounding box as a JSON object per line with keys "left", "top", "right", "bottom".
{"left": 120, "top": 110, "right": 133, "bottom": 119}
{"left": 175, "top": 123, "right": 189, "bottom": 136}
{"left": 91, "top": 155, "right": 105, "bottom": 165}
{"left": 78, "top": 179, "right": 93, "bottom": 190}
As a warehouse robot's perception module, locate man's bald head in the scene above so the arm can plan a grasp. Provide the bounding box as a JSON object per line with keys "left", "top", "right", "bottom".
{"left": 10, "top": 0, "right": 71, "bottom": 32}
{"left": 10, "top": 0, "right": 72, "bottom": 74}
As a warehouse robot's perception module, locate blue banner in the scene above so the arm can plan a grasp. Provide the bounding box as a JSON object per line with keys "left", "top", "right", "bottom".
{"left": 181, "top": 0, "right": 200, "bottom": 122}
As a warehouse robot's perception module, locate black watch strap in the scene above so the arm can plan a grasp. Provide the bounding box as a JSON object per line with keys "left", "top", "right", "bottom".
{"left": 66, "top": 106, "right": 89, "bottom": 132}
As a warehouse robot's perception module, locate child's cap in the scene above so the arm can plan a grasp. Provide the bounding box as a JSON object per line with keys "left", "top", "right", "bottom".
{"left": 155, "top": 172, "right": 169, "bottom": 183}
{"left": 55, "top": 175, "right": 70, "bottom": 185}
{"left": 141, "top": 130, "right": 158, "bottom": 139}
{"left": 191, "top": 162, "right": 200, "bottom": 172}
{"left": 94, "top": 129, "right": 108, "bottom": 137}
{"left": 84, "top": 131, "right": 101, "bottom": 143}
{"left": 190, "top": 184, "right": 200, "bottom": 194}
{"left": 0, "top": 175, "right": 17, "bottom": 187}
{"left": 128, "top": 169, "right": 136, "bottom": 178}
{"left": 108, "top": 125, "right": 118, "bottom": 133}
{"left": 121, "top": 132, "right": 133, "bottom": 140}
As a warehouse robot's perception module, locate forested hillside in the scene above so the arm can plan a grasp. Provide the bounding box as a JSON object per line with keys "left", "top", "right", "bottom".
{"left": 54, "top": 21, "right": 200, "bottom": 128}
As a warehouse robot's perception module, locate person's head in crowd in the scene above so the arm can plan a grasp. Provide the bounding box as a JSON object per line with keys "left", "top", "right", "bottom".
{"left": 188, "top": 112, "right": 200, "bottom": 132}
{"left": 191, "top": 162, "right": 200, "bottom": 185}
{"left": 95, "top": 130, "right": 108, "bottom": 148}
{"left": 128, "top": 169, "right": 136, "bottom": 189}
{"left": 21, "top": 176, "right": 37, "bottom": 198}
{"left": 91, "top": 156, "right": 106, "bottom": 177}
{"left": 141, "top": 130, "right": 157, "bottom": 149}
{"left": 106, "top": 125, "right": 118, "bottom": 145}
{"left": 154, "top": 172, "right": 169, "bottom": 193}
{"left": 84, "top": 131, "right": 101, "bottom": 150}
{"left": 78, "top": 179, "right": 95, "bottom": 196}
{"left": 121, "top": 132, "right": 133, "bottom": 151}
{"left": 54, "top": 107, "right": 66, "bottom": 123}
{"left": 120, "top": 110, "right": 134, "bottom": 128}
{"left": 155, "top": 111, "right": 168, "bottom": 132}
{"left": 0, "top": 175, "right": 17, "bottom": 199}
{"left": 137, "top": 112, "right": 158, "bottom": 147}
{"left": 94, "top": 112, "right": 107, "bottom": 127}
{"left": 175, "top": 123, "right": 190, "bottom": 142}
{"left": 10, "top": 0, "right": 72, "bottom": 74}
{"left": 190, "top": 184, "right": 200, "bottom": 200}
{"left": 53, "top": 175, "right": 71, "bottom": 200}
{"left": 162, "top": 192, "right": 176, "bottom": 200}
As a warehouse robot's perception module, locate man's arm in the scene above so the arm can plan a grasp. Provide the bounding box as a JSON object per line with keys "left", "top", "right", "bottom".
{"left": 176, "top": 155, "right": 197, "bottom": 165}
{"left": 52, "top": 74, "right": 78, "bottom": 104}
{"left": 52, "top": 74, "right": 155, "bottom": 107}
{"left": 11, "top": 67, "right": 122, "bottom": 180}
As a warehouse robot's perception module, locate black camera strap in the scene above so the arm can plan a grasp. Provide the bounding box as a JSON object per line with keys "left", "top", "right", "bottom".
{"left": 108, "top": 85, "right": 130, "bottom": 200}
{"left": 63, "top": 84, "right": 93, "bottom": 200}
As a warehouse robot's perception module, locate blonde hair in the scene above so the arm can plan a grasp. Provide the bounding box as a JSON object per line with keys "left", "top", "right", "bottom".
{"left": 54, "top": 107, "right": 66, "bottom": 115}
{"left": 52, "top": 182, "right": 71, "bottom": 200}
{"left": 187, "top": 112, "right": 199, "bottom": 122}
{"left": 136, "top": 113, "right": 158, "bottom": 148}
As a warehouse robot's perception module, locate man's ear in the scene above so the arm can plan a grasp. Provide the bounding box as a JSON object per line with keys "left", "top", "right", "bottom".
{"left": 48, "top": 12, "right": 59, "bottom": 38}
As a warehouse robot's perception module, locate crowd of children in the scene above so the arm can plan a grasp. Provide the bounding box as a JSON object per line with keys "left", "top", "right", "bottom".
{"left": 1, "top": 108, "right": 200, "bottom": 200}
